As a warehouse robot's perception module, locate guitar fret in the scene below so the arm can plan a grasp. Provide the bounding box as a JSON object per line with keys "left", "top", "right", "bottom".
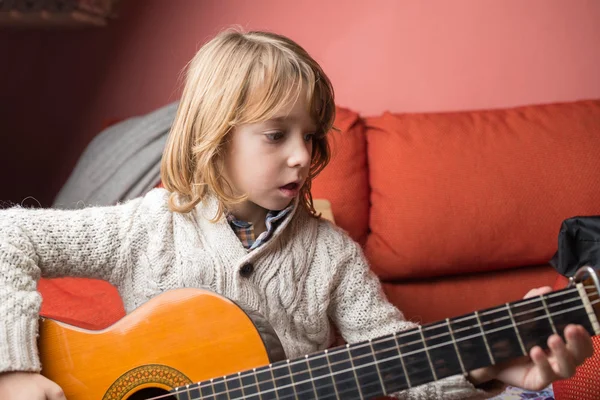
{"left": 450, "top": 314, "right": 493, "bottom": 372}
{"left": 418, "top": 326, "right": 437, "bottom": 381}
{"left": 506, "top": 303, "right": 527, "bottom": 356}
{"left": 446, "top": 318, "right": 466, "bottom": 375}
{"left": 304, "top": 355, "right": 319, "bottom": 398}
{"left": 512, "top": 297, "right": 553, "bottom": 352}
{"left": 173, "top": 385, "right": 189, "bottom": 400}
{"left": 224, "top": 372, "right": 243, "bottom": 399}
{"left": 268, "top": 365, "right": 280, "bottom": 400}
{"left": 288, "top": 356, "right": 316, "bottom": 399}
{"left": 200, "top": 379, "right": 216, "bottom": 399}
{"left": 371, "top": 334, "right": 409, "bottom": 393}
{"left": 548, "top": 291, "right": 594, "bottom": 340}
{"left": 480, "top": 306, "right": 525, "bottom": 364}
{"left": 577, "top": 283, "right": 600, "bottom": 335}
{"left": 223, "top": 375, "right": 230, "bottom": 400}
{"left": 346, "top": 344, "right": 365, "bottom": 400}
{"left": 286, "top": 360, "right": 299, "bottom": 399}
{"left": 187, "top": 383, "right": 201, "bottom": 400}
{"left": 255, "top": 368, "right": 263, "bottom": 400}
{"left": 396, "top": 328, "right": 434, "bottom": 387}
{"left": 255, "top": 365, "right": 277, "bottom": 400}
{"left": 184, "top": 383, "right": 190, "bottom": 400}
{"left": 369, "top": 339, "right": 387, "bottom": 394}
{"left": 238, "top": 372, "right": 251, "bottom": 399}
{"left": 348, "top": 340, "right": 385, "bottom": 398}
{"left": 327, "top": 345, "right": 362, "bottom": 399}
{"left": 475, "top": 311, "right": 495, "bottom": 364}
{"left": 540, "top": 295, "right": 558, "bottom": 335}
{"left": 271, "top": 360, "right": 294, "bottom": 399}
{"left": 421, "top": 321, "right": 463, "bottom": 380}
{"left": 307, "top": 351, "right": 337, "bottom": 399}
{"left": 324, "top": 350, "right": 341, "bottom": 399}
{"left": 392, "top": 332, "right": 412, "bottom": 388}
{"left": 211, "top": 377, "right": 228, "bottom": 400}
{"left": 240, "top": 370, "right": 260, "bottom": 400}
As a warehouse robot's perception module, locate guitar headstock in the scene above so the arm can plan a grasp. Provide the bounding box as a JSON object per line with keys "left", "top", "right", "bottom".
{"left": 569, "top": 266, "right": 600, "bottom": 329}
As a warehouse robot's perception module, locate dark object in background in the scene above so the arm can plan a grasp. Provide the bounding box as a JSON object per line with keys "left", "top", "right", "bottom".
{"left": 550, "top": 216, "right": 600, "bottom": 277}
{"left": 0, "top": 0, "right": 121, "bottom": 28}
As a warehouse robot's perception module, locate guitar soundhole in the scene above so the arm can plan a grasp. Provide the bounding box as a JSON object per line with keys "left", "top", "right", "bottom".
{"left": 128, "top": 387, "right": 175, "bottom": 400}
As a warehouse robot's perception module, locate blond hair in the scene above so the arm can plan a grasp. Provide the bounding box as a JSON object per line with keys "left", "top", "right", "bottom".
{"left": 160, "top": 28, "right": 335, "bottom": 219}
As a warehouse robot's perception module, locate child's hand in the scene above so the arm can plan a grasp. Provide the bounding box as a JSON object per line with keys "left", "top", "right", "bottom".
{"left": 0, "top": 371, "right": 65, "bottom": 399}
{"left": 468, "top": 286, "right": 595, "bottom": 391}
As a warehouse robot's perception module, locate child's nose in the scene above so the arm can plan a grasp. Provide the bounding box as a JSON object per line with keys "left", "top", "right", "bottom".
{"left": 288, "top": 140, "right": 311, "bottom": 169}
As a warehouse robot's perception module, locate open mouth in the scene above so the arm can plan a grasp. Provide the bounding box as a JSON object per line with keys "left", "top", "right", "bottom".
{"left": 280, "top": 182, "right": 299, "bottom": 191}
{"left": 279, "top": 182, "right": 300, "bottom": 197}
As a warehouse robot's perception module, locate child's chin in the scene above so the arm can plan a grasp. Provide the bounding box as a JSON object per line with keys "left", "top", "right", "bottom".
{"left": 260, "top": 197, "right": 294, "bottom": 211}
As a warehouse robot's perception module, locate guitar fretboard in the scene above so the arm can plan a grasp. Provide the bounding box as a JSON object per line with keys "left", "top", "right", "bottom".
{"left": 172, "top": 285, "right": 598, "bottom": 400}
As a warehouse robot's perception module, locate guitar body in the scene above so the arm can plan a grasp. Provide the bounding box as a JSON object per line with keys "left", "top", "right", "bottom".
{"left": 39, "top": 288, "right": 285, "bottom": 400}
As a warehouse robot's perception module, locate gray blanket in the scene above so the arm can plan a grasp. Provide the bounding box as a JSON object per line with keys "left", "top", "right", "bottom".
{"left": 53, "top": 102, "right": 178, "bottom": 209}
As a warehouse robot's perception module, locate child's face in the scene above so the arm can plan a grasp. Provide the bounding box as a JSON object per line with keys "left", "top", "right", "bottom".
{"left": 224, "top": 86, "right": 316, "bottom": 219}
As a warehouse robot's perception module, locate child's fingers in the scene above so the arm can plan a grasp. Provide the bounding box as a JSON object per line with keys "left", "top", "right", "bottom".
{"left": 547, "top": 334, "right": 576, "bottom": 378}
{"left": 523, "top": 286, "right": 552, "bottom": 299}
{"left": 564, "top": 324, "right": 594, "bottom": 364}
{"left": 530, "top": 345, "right": 557, "bottom": 384}
{"left": 36, "top": 373, "right": 66, "bottom": 400}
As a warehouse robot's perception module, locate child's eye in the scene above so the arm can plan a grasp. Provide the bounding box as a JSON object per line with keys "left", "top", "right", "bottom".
{"left": 265, "top": 132, "right": 284, "bottom": 142}
{"left": 304, "top": 133, "right": 316, "bottom": 142}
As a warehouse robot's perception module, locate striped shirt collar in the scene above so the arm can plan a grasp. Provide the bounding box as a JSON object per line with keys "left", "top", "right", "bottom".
{"left": 226, "top": 204, "right": 294, "bottom": 251}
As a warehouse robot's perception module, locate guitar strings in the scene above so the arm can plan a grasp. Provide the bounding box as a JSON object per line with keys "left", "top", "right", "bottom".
{"left": 186, "top": 373, "right": 399, "bottom": 400}
{"left": 158, "top": 299, "right": 596, "bottom": 400}
{"left": 142, "top": 288, "right": 599, "bottom": 400}
{"left": 174, "top": 313, "right": 570, "bottom": 400}
{"left": 144, "top": 288, "right": 599, "bottom": 400}
{"left": 160, "top": 302, "right": 598, "bottom": 400}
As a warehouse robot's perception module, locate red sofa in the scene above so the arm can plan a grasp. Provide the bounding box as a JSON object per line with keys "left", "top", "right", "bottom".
{"left": 39, "top": 98, "right": 600, "bottom": 398}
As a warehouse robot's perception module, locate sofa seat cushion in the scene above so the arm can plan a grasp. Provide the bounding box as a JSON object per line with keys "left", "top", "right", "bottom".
{"left": 382, "top": 264, "right": 559, "bottom": 324}
{"left": 365, "top": 100, "right": 600, "bottom": 280}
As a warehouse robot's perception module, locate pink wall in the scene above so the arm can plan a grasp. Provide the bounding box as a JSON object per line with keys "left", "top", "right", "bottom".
{"left": 1, "top": 0, "right": 599, "bottom": 205}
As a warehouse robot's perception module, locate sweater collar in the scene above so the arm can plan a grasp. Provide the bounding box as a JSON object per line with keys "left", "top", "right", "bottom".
{"left": 194, "top": 194, "right": 301, "bottom": 263}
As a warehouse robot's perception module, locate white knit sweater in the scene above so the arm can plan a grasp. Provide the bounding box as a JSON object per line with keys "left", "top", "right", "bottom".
{"left": 0, "top": 188, "right": 487, "bottom": 399}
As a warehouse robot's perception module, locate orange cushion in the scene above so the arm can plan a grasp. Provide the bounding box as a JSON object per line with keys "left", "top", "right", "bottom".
{"left": 312, "top": 107, "right": 369, "bottom": 245}
{"left": 39, "top": 278, "right": 125, "bottom": 330}
{"left": 365, "top": 100, "right": 600, "bottom": 280}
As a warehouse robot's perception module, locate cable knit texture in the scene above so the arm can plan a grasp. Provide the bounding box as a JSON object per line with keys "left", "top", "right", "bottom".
{"left": 0, "top": 188, "right": 489, "bottom": 399}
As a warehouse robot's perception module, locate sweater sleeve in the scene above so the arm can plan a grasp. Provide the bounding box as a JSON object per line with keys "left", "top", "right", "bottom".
{"left": 328, "top": 236, "right": 491, "bottom": 400}
{"left": 0, "top": 197, "right": 147, "bottom": 373}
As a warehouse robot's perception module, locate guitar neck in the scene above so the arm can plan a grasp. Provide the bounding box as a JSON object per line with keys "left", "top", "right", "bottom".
{"left": 173, "top": 283, "right": 600, "bottom": 400}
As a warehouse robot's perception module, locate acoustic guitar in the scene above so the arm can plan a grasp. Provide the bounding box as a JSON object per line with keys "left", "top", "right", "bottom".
{"left": 39, "top": 266, "right": 600, "bottom": 400}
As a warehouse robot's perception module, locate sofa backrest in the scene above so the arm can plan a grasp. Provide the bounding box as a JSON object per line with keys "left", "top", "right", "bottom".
{"left": 313, "top": 99, "right": 600, "bottom": 280}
